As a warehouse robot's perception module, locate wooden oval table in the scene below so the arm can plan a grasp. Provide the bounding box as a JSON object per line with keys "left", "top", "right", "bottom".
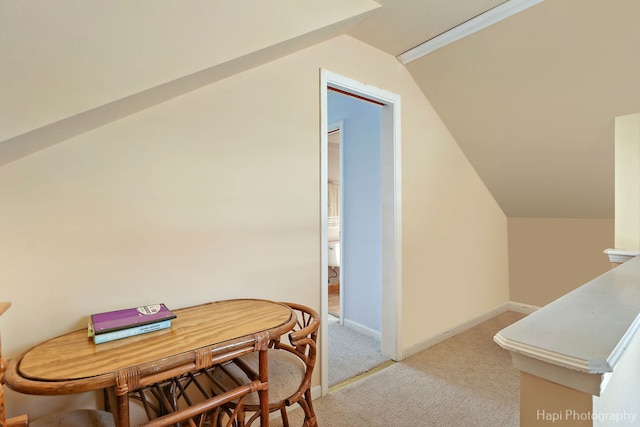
{"left": 5, "top": 299, "right": 297, "bottom": 427}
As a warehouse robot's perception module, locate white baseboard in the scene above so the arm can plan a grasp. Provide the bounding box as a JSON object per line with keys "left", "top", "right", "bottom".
{"left": 342, "top": 318, "right": 381, "bottom": 341}
{"left": 310, "top": 384, "right": 322, "bottom": 400}
{"left": 506, "top": 300, "right": 540, "bottom": 314}
{"left": 403, "top": 300, "right": 540, "bottom": 359}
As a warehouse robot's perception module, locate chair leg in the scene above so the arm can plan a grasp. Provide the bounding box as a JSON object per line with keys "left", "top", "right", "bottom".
{"left": 305, "top": 389, "right": 316, "bottom": 418}
{"left": 218, "top": 403, "right": 244, "bottom": 427}
{"left": 237, "top": 405, "right": 246, "bottom": 427}
{"left": 298, "top": 389, "right": 318, "bottom": 427}
{"left": 217, "top": 407, "right": 237, "bottom": 427}
{"left": 280, "top": 407, "right": 289, "bottom": 427}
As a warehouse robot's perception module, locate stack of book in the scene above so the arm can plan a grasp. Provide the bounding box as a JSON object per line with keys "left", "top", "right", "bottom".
{"left": 88, "top": 303, "right": 177, "bottom": 344}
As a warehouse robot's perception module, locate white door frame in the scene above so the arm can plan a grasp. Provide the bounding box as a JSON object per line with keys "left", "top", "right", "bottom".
{"left": 320, "top": 69, "right": 403, "bottom": 395}
{"left": 327, "top": 120, "right": 345, "bottom": 324}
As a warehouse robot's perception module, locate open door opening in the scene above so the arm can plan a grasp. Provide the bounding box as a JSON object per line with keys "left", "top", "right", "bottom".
{"left": 320, "top": 69, "right": 402, "bottom": 395}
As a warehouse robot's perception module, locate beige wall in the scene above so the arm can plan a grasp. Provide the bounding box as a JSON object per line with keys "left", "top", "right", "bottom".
{"left": 508, "top": 218, "right": 614, "bottom": 307}
{"left": 520, "top": 372, "right": 593, "bottom": 427}
{"left": 1, "top": 35, "right": 509, "bottom": 418}
{"left": 0, "top": 0, "right": 380, "bottom": 142}
{"left": 614, "top": 113, "right": 640, "bottom": 251}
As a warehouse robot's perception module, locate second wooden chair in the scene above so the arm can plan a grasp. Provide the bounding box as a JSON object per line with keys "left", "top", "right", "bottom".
{"left": 212, "top": 302, "right": 319, "bottom": 427}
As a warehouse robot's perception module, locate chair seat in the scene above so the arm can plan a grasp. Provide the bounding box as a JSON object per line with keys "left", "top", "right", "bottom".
{"left": 215, "top": 349, "right": 305, "bottom": 406}
{"left": 30, "top": 409, "right": 115, "bottom": 427}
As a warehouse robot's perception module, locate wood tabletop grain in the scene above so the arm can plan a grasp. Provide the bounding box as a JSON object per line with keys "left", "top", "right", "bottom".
{"left": 16, "top": 299, "right": 294, "bottom": 382}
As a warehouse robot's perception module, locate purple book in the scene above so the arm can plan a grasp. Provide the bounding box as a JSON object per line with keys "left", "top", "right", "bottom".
{"left": 91, "top": 303, "right": 177, "bottom": 335}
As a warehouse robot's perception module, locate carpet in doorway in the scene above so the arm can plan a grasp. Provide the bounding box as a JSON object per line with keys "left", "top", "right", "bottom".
{"left": 329, "top": 322, "right": 391, "bottom": 386}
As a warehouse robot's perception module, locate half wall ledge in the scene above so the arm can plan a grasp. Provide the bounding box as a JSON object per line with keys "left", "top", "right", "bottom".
{"left": 494, "top": 254, "right": 640, "bottom": 426}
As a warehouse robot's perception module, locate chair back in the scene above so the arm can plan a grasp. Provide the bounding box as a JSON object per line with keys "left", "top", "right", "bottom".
{"left": 207, "top": 302, "right": 320, "bottom": 427}
{"left": 272, "top": 302, "right": 319, "bottom": 405}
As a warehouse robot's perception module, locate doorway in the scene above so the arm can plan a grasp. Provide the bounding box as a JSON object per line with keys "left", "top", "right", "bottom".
{"left": 320, "top": 69, "right": 402, "bottom": 395}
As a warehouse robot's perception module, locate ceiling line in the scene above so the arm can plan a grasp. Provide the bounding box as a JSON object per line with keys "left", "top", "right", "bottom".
{"left": 396, "top": 0, "right": 543, "bottom": 64}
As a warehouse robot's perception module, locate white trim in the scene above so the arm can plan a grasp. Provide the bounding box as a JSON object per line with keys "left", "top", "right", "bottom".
{"left": 506, "top": 300, "right": 540, "bottom": 315}
{"left": 380, "top": 81, "right": 403, "bottom": 362}
{"left": 309, "top": 384, "right": 322, "bottom": 401}
{"left": 397, "top": 0, "right": 543, "bottom": 63}
{"left": 509, "top": 352, "right": 607, "bottom": 396}
{"left": 494, "top": 333, "right": 611, "bottom": 374}
{"left": 328, "top": 120, "right": 345, "bottom": 325}
{"left": 320, "top": 69, "right": 402, "bottom": 395}
{"left": 495, "top": 307, "right": 640, "bottom": 378}
{"left": 343, "top": 319, "right": 381, "bottom": 341}
{"left": 403, "top": 301, "right": 539, "bottom": 358}
{"left": 320, "top": 80, "right": 330, "bottom": 389}
{"left": 603, "top": 248, "right": 640, "bottom": 264}
{"left": 320, "top": 70, "right": 331, "bottom": 397}
{"left": 322, "top": 70, "right": 401, "bottom": 106}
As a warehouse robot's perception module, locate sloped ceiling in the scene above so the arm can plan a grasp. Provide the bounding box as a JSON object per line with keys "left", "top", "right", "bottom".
{"left": 0, "top": 0, "right": 380, "bottom": 163}
{"left": 351, "top": 0, "right": 640, "bottom": 218}
{"left": 3, "top": 0, "right": 636, "bottom": 218}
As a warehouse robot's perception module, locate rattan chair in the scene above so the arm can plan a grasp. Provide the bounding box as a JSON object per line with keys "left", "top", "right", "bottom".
{"left": 212, "top": 302, "right": 319, "bottom": 427}
{"left": 0, "top": 302, "right": 115, "bottom": 427}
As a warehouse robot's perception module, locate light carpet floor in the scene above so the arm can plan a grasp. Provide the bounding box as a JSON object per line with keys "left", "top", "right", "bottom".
{"left": 273, "top": 310, "right": 526, "bottom": 427}
{"left": 328, "top": 322, "right": 391, "bottom": 387}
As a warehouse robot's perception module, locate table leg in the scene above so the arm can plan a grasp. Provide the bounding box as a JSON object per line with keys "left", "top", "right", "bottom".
{"left": 104, "top": 386, "right": 129, "bottom": 427}
{"left": 115, "top": 392, "right": 130, "bottom": 427}
{"left": 258, "top": 348, "right": 269, "bottom": 427}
